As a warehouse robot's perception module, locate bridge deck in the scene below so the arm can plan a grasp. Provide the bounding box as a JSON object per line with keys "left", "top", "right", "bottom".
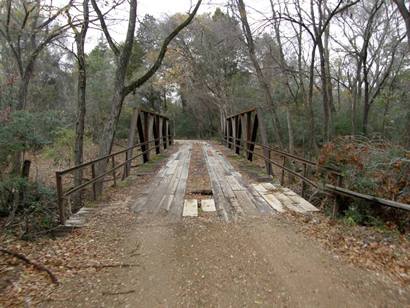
{"left": 132, "top": 140, "right": 318, "bottom": 220}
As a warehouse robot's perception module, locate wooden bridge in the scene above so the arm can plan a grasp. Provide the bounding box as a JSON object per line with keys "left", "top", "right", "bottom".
{"left": 46, "top": 108, "right": 410, "bottom": 307}
{"left": 55, "top": 108, "right": 410, "bottom": 226}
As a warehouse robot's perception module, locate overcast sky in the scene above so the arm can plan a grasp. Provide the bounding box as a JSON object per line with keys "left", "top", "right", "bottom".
{"left": 55, "top": 0, "right": 271, "bottom": 52}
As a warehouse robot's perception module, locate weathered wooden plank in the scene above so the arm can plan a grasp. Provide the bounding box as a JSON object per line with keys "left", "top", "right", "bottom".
{"left": 202, "top": 143, "right": 230, "bottom": 222}
{"left": 165, "top": 161, "right": 178, "bottom": 175}
{"left": 169, "top": 143, "right": 192, "bottom": 217}
{"left": 273, "top": 191, "right": 306, "bottom": 213}
{"left": 183, "top": 199, "right": 198, "bottom": 217}
{"left": 229, "top": 198, "right": 244, "bottom": 218}
{"left": 252, "top": 183, "right": 268, "bottom": 195}
{"left": 281, "top": 188, "right": 319, "bottom": 212}
{"left": 234, "top": 190, "right": 259, "bottom": 215}
{"left": 144, "top": 147, "right": 186, "bottom": 213}
{"left": 261, "top": 182, "right": 277, "bottom": 191}
{"left": 226, "top": 175, "right": 244, "bottom": 191}
{"left": 201, "top": 199, "right": 216, "bottom": 212}
{"left": 260, "top": 193, "right": 286, "bottom": 213}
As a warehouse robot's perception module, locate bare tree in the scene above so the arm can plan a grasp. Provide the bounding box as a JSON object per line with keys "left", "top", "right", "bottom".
{"left": 235, "top": 0, "right": 284, "bottom": 148}
{"left": 393, "top": 0, "right": 410, "bottom": 48}
{"left": 90, "top": 0, "right": 202, "bottom": 189}
{"left": 66, "top": 0, "right": 90, "bottom": 206}
{"left": 335, "top": 1, "right": 405, "bottom": 135}
{"left": 279, "top": 0, "right": 359, "bottom": 142}
{"left": 0, "top": 0, "right": 73, "bottom": 111}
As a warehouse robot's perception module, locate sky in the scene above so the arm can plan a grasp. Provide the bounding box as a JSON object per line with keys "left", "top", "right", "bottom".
{"left": 53, "top": 0, "right": 272, "bottom": 52}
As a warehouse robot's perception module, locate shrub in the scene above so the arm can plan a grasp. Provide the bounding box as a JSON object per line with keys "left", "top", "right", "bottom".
{"left": 0, "top": 177, "right": 57, "bottom": 238}
{"left": 319, "top": 136, "right": 410, "bottom": 232}
{"left": 319, "top": 136, "right": 409, "bottom": 203}
{"left": 43, "top": 127, "right": 94, "bottom": 167}
{"left": 0, "top": 110, "right": 67, "bottom": 171}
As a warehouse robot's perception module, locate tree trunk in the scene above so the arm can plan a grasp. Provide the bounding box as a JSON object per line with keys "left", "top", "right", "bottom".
{"left": 236, "top": 0, "right": 284, "bottom": 148}
{"left": 95, "top": 88, "right": 125, "bottom": 195}
{"left": 16, "top": 73, "right": 31, "bottom": 111}
{"left": 72, "top": 0, "right": 89, "bottom": 206}
{"left": 73, "top": 61, "right": 86, "bottom": 206}
{"left": 362, "top": 67, "right": 370, "bottom": 135}
{"left": 91, "top": 0, "right": 201, "bottom": 195}
{"left": 286, "top": 105, "right": 295, "bottom": 154}
{"left": 318, "top": 40, "right": 331, "bottom": 142}
{"left": 393, "top": 0, "right": 410, "bottom": 48}
{"left": 307, "top": 44, "right": 317, "bottom": 153}
{"left": 351, "top": 61, "right": 362, "bottom": 136}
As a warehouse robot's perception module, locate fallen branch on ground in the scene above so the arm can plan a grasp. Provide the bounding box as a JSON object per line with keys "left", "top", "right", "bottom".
{"left": 0, "top": 247, "right": 59, "bottom": 285}
{"left": 102, "top": 290, "right": 135, "bottom": 296}
{"left": 65, "top": 263, "right": 139, "bottom": 270}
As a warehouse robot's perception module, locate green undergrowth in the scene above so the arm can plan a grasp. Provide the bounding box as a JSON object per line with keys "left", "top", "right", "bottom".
{"left": 0, "top": 177, "right": 58, "bottom": 239}
{"left": 135, "top": 153, "right": 167, "bottom": 172}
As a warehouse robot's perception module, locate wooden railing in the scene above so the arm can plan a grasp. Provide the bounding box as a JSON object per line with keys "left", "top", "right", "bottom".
{"left": 56, "top": 136, "right": 173, "bottom": 224}
{"left": 223, "top": 136, "right": 410, "bottom": 212}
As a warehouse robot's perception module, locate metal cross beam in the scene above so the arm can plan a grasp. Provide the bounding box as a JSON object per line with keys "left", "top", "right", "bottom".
{"left": 125, "top": 108, "right": 172, "bottom": 176}
{"left": 225, "top": 108, "right": 272, "bottom": 176}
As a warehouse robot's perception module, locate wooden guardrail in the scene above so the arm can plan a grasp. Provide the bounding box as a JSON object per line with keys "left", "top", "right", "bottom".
{"left": 56, "top": 135, "right": 173, "bottom": 225}
{"left": 56, "top": 108, "right": 173, "bottom": 224}
{"left": 223, "top": 136, "right": 410, "bottom": 212}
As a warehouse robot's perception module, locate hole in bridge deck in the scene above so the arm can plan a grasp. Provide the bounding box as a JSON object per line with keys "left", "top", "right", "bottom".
{"left": 189, "top": 189, "right": 213, "bottom": 196}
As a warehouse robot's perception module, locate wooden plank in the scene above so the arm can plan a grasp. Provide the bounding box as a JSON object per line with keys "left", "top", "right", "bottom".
{"left": 273, "top": 191, "right": 306, "bottom": 213}
{"left": 202, "top": 143, "right": 230, "bottom": 222}
{"left": 145, "top": 150, "right": 185, "bottom": 213}
{"left": 229, "top": 198, "right": 244, "bottom": 218}
{"left": 234, "top": 190, "right": 259, "bottom": 215}
{"left": 165, "top": 161, "right": 178, "bottom": 175}
{"left": 260, "top": 194, "right": 286, "bottom": 213}
{"left": 261, "top": 182, "right": 277, "bottom": 191}
{"left": 183, "top": 199, "right": 198, "bottom": 217}
{"left": 201, "top": 199, "right": 216, "bottom": 212}
{"left": 247, "top": 184, "right": 275, "bottom": 211}
{"left": 134, "top": 145, "right": 184, "bottom": 213}
{"left": 226, "top": 175, "right": 244, "bottom": 191}
{"left": 281, "top": 188, "right": 319, "bottom": 212}
{"left": 252, "top": 183, "right": 268, "bottom": 195}
{"left": 169, "top": 143, "right": 191, "bottom": 217}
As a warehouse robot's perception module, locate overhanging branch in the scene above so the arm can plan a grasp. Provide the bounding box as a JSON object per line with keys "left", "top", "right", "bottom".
{"left": 123, "top": 0, "right": 202, "bottom": 96}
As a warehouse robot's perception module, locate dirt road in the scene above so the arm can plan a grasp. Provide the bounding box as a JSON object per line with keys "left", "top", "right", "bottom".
{"left": 45, "top": 141, "right": 409, "bottom": 307}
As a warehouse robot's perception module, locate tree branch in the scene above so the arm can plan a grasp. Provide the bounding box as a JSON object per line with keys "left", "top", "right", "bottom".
{"left": 0, "top": 247, "right": 59, "bottom": 285}
{"left": 90, "top": 0, "right": 120, "bottom": 56}
{"left": 123, "top": 0, "right": 202, "bottom": 96}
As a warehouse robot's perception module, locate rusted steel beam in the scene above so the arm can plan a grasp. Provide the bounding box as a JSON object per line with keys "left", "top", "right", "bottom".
{"left": 137, "top": 112, "right": 148, "bottom": 163}
{"left": 125, "top": 108, "right": 140, "bottom": 178}
{"left": 256, "top": 108, "right": 272, "bottom": 176}
{"left": 158, "top": 117, "right": 163, "bottom": 153}
{"left": 235, "top": 115, "right": 241, "bottom": 155}
{"left": 153, "top": 115, "right": 161, "bottom": 154}
{"left": 164, "top": 120, "right": 169, "bottom": 149}
{"left": 226, "top": 107, "right": 256, "bottom": 119}
{"left": 248, "top": 113, "right": 258, "bottom": 161}
{"left": 227, "top": 118, "right": 233, "bottom": 149}
{"left": 138, "top": 108, "right": 169, "bottom": 119}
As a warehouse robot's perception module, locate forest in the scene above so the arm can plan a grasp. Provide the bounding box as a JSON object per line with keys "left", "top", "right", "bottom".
{"left": 0, "top": 0, "right": 409, "bottom": 237}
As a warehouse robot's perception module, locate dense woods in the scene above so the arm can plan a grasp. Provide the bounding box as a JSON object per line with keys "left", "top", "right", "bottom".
{"left": 0, "top": 0, "right": 409, "bottom": 236}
